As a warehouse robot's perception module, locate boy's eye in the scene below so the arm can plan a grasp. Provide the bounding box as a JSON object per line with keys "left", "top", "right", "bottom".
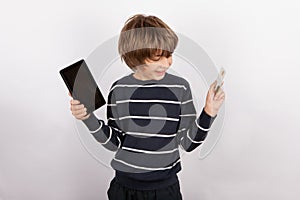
{"left": 151, "top": 55, "right": 162, "bottom": 61}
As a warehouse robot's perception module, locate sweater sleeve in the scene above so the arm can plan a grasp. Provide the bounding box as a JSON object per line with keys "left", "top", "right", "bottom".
{"left": 82, "top": 82, "right": 124, "bottom": 152}
{"left": 176, "top": 81, "right": 217, "bottom": 152}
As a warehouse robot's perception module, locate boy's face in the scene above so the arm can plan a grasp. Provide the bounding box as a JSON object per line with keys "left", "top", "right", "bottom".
{"left": 133, "top": 54, "right": 172, "bottom": 81}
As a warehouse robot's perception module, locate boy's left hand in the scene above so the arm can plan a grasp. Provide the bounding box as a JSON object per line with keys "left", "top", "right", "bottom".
{"left": 204, "top": 80, "right": 225, "bottom": 117}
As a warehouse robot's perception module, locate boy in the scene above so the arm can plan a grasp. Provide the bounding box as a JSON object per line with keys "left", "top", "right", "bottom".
{"left": 69, "top": 14, "right": 225, "bottom": 200}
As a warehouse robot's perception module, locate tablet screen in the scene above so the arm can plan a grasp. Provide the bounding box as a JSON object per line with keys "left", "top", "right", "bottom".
{"left": 59, "top": 59, "right": 106, "bottom": 114}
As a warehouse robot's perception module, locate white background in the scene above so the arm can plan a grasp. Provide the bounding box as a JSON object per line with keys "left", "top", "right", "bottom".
{"left": 1, "top": 0, "right": 300, "bottom": 199}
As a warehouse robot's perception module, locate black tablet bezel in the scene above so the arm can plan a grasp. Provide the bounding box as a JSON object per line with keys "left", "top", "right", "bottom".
{"left": 59, "top": 59, "right": 106, "bottom": 114}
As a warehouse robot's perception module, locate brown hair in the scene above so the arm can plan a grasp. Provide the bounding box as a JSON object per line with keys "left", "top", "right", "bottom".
{"left": 118, "top": 14, "right": 178, "bottom": 69}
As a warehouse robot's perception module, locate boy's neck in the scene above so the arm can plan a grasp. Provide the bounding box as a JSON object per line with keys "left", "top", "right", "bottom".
{"left": 132, "top": 72, "right": 166, "bottom": 81}
{"left": 132, "top": 73, "right": 149, "bottom": 81}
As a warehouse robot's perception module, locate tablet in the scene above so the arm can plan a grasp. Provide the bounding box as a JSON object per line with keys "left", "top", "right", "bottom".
{"left": 59, "top": 59, "right": 106, "bottom": 114}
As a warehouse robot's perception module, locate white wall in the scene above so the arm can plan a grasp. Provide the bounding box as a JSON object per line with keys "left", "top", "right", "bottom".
{"left": 1, "top": 0, "right": 300, "bottom": 199}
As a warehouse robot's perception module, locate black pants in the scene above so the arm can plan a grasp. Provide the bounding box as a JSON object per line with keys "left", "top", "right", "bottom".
{"left": 107, "top": 178, "right": 183, "bottom": 200}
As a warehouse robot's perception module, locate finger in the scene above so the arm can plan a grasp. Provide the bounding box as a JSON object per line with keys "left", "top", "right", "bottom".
{"left": 81, "top": 113, "right": 91, "bottom": 120}
{"left": 217, "top": 91, "right": 225, "bottom": 99}
{"left": 220, "top": 93, "right": 225, "bottom": 99}
{"left": 70, "top": 104, "right": 85, "bottom": 111}
{"left": 214, "top": 80, "right": 225, "bottom": 93}
{"left": 76, "top": 111, "right": 88, "bottom": 119}
{"left": 215, "top": 91, "right": 225, "bottom": 101}
{"left": 217, "top": 94, "right": 225, "bottom": 101}
{"left": 210, "top": 80, "right": 217, "bottom": 91}
{"left": 72, "top": 108, "right": 87, "bottom": 116}
{"left": 70, "top": 99, "right": 80, "bottom": 105}
{"left": 71, "top": 106, "right": 86, "bottom": 114}
{"left": 209, "top": 81, "right": 218, "bottom": 96}
{"left": 214, "top": 87, "right": 224, "bottom": 98}
{"left": 216, "top": 90, "right": 225, "bottom": 100}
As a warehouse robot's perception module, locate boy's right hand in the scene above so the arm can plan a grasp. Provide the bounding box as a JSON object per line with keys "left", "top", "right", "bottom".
{"left": 68, "top": 92, "right": 91, "bottom": 120}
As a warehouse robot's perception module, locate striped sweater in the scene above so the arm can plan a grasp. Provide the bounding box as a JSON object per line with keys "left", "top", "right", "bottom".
{"left": 82, "top": 72, "right": 216, "bottom": 190}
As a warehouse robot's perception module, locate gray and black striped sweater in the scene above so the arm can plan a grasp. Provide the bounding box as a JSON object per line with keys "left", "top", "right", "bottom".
{"left": 82, "top": 72, "right": 216, "bottom": 190}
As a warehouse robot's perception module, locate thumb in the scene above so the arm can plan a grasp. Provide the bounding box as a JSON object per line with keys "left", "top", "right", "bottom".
{"left": 209, "top": 80, "right": 217, "bottom": 92}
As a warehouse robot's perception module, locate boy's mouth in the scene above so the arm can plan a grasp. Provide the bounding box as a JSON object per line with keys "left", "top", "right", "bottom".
{"left": 155, "top": 71, "right": 165, "bottom": 75}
